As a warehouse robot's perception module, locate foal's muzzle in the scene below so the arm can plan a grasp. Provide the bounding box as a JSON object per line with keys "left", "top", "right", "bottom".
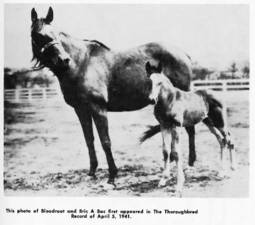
{"left": 149, "top": 98, "right": 156, "bottom": 104}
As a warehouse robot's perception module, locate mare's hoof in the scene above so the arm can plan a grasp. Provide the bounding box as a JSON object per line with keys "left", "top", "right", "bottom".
{"left": 188, "top": 161, "right": 195, "bottom": 167}
{"left": 158, "top": 178, "right": 168, "bottom": 187}
{"left": 100, "top": 181, "right": 116, "bottom": 190}
{"left": 88, "top": 170, "right": 96, "bottom": 177}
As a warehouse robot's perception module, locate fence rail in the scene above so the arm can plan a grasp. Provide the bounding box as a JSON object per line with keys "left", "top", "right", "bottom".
{"left": 4, "top": 88, "right": 61, "bottom": 102}
{"left": 191, "top": 79, "right": 249, "bottom": 91}
{"left": 4, "top": 79, "right": 249, "bottom": 102}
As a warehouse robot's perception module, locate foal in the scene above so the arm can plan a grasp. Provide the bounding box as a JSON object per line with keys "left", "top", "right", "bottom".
{"left": 144, "top": 62, "right": 236, "bottom": 196}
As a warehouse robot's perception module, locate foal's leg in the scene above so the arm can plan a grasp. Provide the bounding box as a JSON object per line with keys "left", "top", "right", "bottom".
{"left": 91, "top": 104, "right": 118, "bottom": 185}
{"left": 208, "top": 104, "right": 236, "bottom": 171}
{"left": 171, "top": 126, "right": 184, "bottom": 197}
{"left": 203, "top": 118, "right": 228, "bottom": 175}
{"left": 185, "top": 126, "right": 196, "bottom": 166}
{"left": 217, "top": 128, "right": 236, "bottom": 170}
{"left": 158, "top": 126, "right": 172, "bottom": 187}
{"left": 75, "top": 106, "right": 98, "bottom": 176}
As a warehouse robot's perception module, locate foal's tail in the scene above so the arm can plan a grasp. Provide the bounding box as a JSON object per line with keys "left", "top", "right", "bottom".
{"left": 139, "top": 124, "right": 161, "bottom": 143}
{"left": 197, "top": 90, "right": 227, "bottom": 128}
{"left": 196, "top": 90, "right": 223, "bottom": 109}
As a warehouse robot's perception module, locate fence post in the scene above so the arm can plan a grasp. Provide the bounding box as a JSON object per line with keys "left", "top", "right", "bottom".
{"left": 222, "top": 81, "right": 227, "bottom": 93}
{"left": 28, "top": 89, "right": 32, "bottom": 101}
{"left": 42, "top": 88, "right": 46, "bottom": 100}
{"left": 15, "top": 89, "right": 19, "bottom": 102}
{"left": 190, "top": 82, "right": 194, "bottom": 91}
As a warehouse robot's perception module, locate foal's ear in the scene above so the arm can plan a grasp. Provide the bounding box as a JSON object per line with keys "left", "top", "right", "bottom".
{"left": 31, "top": 8, "right": 38, "bottom": 22}
{"left": 145, "top": 61, "right": 152, "bottom": 76}
{"left": 45, "top": 7, "right": 54, "bottom": 24}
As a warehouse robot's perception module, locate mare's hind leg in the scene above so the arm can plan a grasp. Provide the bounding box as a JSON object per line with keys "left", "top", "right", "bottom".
{"left": 158, "top": 126, "right": 172, "bottom": 187}
{"left": 185, "top": 126, "right": 196, "bottom": 166}
{"left": 91, "top": 104, "right": 118, "bottom": 185}
{"left": 75, "top": 106, "right": 98, "bottom": 177}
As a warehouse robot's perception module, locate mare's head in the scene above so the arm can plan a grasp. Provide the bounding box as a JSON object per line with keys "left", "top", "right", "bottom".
{"left": 31, "top": 7, "right": 71, "bottom": 71}
{"left": 145, "top": 61, "right": 174, "bottom": 104}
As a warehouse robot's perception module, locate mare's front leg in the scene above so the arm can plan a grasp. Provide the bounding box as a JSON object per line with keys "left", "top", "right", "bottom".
{"left": 91, "top": 103, "right": 118, "bottom": 185}
{"left": 158, "top": 126, "right": 172, "bottom": 187}
{"left": 75, "top": 106, "right": 98, "bottom": 176}
{"left": 171, "top": 126, "right": 184, "bottom": 197}
{"left": 185, "top": 126, "right": 196, "bottom": 166}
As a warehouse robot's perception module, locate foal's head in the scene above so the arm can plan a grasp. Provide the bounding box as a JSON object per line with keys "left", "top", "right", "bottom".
{"left": 31, "top": 7, "right": 71, "bottom": 70}
{"left": 145, "top": 61, "right": 174, "bottom": 104}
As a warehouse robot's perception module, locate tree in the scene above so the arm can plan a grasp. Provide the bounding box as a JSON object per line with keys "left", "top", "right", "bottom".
{"left": 192, "top": 66, "right": 213, "bottom": 80}
{"left": 229, "top": 62, "right": 238, "bottom": 79}
{"left": 241, "top": 64, "right": 249, "bottom": 78}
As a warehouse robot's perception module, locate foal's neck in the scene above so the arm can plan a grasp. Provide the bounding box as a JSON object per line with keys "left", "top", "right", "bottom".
{"left": 159, "top": 79, "right": 176, "bottom": 104}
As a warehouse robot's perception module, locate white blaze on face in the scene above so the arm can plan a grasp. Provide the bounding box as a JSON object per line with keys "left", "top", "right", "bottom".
{"left": 40, "top": 25, "right": 71, "bottom": 62}
{"left": 149, "top": 73, "right": 165, "bottom": 103}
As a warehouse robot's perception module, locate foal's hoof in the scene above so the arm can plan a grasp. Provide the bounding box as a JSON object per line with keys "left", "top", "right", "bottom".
{"left": 217, "top": 170, "right": 229, "bottom": 179}
{"left": 176, "top": 190, "right": 183, "bottom": 198}
{"left": 230, "top": 165, "right": 236, "bottom": 171}
{"left": 88, "top": 170, "right": 96, "bottom": 177}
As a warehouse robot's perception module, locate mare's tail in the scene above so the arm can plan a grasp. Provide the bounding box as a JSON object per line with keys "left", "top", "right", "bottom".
{"left": 139, "top": 124, "right": 161, "bottom": 143}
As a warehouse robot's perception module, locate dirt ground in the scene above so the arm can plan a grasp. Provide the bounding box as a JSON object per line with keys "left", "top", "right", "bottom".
{"left": 4, "top": 91, "right": 249, "bottom": 197}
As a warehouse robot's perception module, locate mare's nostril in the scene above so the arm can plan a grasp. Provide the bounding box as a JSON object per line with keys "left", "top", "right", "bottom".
{"left": 63, "top": 58, "right": 70, "bottom": 65}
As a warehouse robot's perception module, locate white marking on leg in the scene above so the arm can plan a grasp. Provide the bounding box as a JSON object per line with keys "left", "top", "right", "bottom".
{"left": 171, "top": 127, "right": 184, "bottom": 197}
{"left": 158, "top": 127, "right": 172, "bottom": 187}
{"left": 229, "top": 141, "right": 236, "bottom": 170}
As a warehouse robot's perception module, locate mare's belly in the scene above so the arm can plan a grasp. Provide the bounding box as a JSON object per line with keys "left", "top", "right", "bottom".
{"left": 107, "top": 94, "right": 151, "bottom": 111}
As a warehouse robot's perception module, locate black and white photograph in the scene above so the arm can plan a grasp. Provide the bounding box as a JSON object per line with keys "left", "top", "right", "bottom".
{"left": 3, "top": 3, "right": 249, "bottom": 199}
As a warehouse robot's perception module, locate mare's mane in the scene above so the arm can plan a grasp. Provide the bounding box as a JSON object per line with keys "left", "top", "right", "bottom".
{"left": 83, "top": 39, "right": 110, "bottom": 51}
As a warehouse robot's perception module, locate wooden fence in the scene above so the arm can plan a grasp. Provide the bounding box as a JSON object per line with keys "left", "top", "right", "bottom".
{"left": 4, "top": 88, "right": 61, "bottom": 102}
{"left": 191, "top": 79, "right": 249, "bottom": 91}
{"left": 4, "top": 79, "right": 249, "bottom": 102}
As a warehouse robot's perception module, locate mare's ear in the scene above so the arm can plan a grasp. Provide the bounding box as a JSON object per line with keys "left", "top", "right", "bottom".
{"left": 156, "top": 62, "right": 162, "bottom": 73}
{"left": 45, "top": 7, "right": 54, "bottom": 24}
{"left": 31, "top": 8, "right": 38, "bottom": 22}
{"left": 145, "top": 61, "right": 152, "bottom": 76}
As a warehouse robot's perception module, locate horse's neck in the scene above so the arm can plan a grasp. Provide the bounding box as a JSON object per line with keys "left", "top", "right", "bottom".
{"left": 164, "top": 80, "right": 176, "bottom": 96}
{"left": 159, "top": 82, "right": 176, "bottom": 105}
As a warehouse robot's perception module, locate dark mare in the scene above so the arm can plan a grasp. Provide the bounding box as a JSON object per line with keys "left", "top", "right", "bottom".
{"left": 30, "top": 7, "right": 195, "bottom": 185}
